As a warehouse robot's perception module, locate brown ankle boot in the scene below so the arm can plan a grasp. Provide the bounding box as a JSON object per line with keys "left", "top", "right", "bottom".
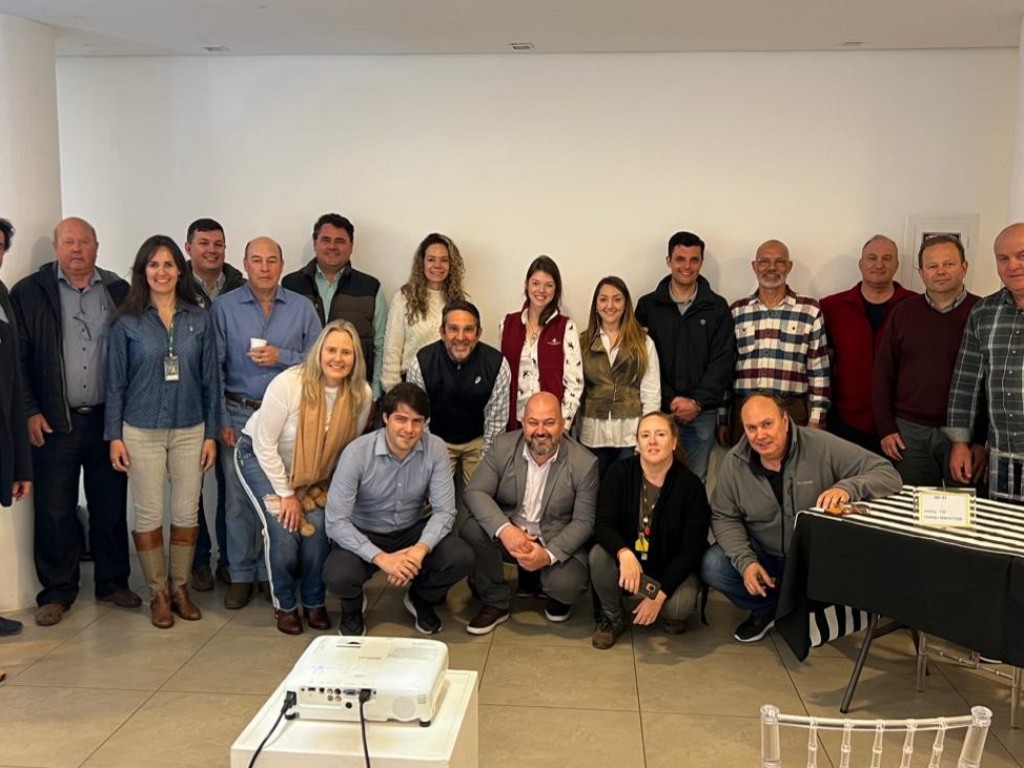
{"left": 170, "top": 584, "right": 201, "bottom": 621}
{"left": 133, "top": 529, "right": 173, "bottom": 629}
{"left": 151, "top": 590, "right": 174, "bottom": 629}
{"left": 169, "top": 525, "right": 202, "bottom": 620}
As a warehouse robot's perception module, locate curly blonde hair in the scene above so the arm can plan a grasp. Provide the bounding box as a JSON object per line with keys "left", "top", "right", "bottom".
{"left": 401, "top": 233, "right": 467, "bottom": 323}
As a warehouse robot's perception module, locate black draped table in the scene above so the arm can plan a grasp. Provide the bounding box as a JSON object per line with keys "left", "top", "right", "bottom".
{"left": 775, "top": 487, "right": 1024, "bottom": 668}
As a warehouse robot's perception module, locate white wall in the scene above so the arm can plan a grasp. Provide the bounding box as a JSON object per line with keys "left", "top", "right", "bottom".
{"left": 55, "top": 49, "right": 1015, "bottom": 341}
{"left": 0, "top": 15, "right": 62, "bottom": 613}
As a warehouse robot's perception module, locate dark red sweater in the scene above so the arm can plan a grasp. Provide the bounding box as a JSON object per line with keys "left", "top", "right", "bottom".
{"left": 820, "top": 282, "right": 916, "bottom": 433}
{"left": 871, "top": 293, "right": 979, "bottom": 436}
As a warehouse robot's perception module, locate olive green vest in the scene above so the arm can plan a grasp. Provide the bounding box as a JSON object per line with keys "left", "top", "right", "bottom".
{"left": 581, "top": 335, "right": 643, "bottom": 420}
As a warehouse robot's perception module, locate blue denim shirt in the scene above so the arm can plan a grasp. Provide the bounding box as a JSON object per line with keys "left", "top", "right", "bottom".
{"left": 104, "top": 301, "right": 221, "bottom": 440}
{"left": 212, "top": 284, "right": 321, "bottom": 419}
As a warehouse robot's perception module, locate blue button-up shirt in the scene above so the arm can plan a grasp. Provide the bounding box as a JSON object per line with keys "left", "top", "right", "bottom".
{"left": 105, "top": 302, "right": 221, "bottom": 440}
{"left": 325, "top": 429, "right": 457, "bottom": 562}
{"left": 58, "top": 266, "right": 112, "bottom": 408}
{"left": 212, "top": 284, "right": 320, "bottom": 411}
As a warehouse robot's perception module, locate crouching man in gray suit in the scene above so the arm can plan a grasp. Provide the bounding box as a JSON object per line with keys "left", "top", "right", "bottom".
{"left": 461, "top": 392, "right": 598, "bottom": 634}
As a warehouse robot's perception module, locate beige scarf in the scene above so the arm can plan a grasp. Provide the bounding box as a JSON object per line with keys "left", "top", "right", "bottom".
{"left": 289, "top": 385, "right": 355, "bottom": 493}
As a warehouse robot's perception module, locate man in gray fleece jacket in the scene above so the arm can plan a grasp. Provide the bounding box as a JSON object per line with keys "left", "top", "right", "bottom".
{"left": 701, "top": 393, "right": 902, "bottom": 643}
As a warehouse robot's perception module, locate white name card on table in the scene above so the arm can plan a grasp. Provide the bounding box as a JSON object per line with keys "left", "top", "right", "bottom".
{"left": 915, "top": 487, "right": 976, "bottom": 528}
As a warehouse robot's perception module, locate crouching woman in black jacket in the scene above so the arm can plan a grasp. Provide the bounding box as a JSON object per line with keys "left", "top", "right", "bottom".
{"left": 589, "top": 411, "right": 710, "bottom": 649}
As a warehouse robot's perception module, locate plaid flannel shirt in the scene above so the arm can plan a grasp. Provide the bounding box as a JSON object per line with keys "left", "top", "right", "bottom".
{"left": 946, "top": 288, "right": 1024, "bottom": 453}
{"left": 723, "top": 288, "right": 831, "bottom": 428}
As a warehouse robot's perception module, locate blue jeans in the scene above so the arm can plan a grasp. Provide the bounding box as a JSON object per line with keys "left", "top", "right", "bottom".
{"left": 235, "top": 435, "right": 329, "bottom": 611}
{"left": 680, "top": 411, "right": 716, "bottom": 483}
{"left": 194, "top": 456, "right": 227, "bottom": 569}
{"left": 700, "top": 540, "right": 785, "bottom": 617}
{"left": 588, "top": 446, "right": 635, "bottom": 479}
{"left": 223, "top": 400, "right": 267, "bottom": 582}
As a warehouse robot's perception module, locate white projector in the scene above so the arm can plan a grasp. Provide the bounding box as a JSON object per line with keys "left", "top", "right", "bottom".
{"left": 284, "top": 636, "right": 449, "bottom": 727}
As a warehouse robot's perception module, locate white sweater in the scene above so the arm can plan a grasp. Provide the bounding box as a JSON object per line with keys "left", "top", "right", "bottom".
{"left": 243, "top": 368, "right": 372, "bottom": 498}
{"left": 380, "top": 288, "right": 446, "bottom": 393}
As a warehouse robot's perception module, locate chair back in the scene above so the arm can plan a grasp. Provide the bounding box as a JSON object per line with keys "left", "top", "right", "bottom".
{"left": 760, "top": 704, "right": 992, "bottom": 768}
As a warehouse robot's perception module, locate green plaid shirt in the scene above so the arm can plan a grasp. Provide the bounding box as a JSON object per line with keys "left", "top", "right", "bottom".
{"left": 946, "top": 288, "right": 1024, "bottom": 452}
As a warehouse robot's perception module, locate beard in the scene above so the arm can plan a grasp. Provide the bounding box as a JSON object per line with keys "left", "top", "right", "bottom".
{"left": 526, "top": 434, "right": 558, "bottom": 457}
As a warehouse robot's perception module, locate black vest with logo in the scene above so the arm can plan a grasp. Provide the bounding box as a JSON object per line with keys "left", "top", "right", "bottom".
{"left": 416, "top": 340, "right": 504, "bottom": 444}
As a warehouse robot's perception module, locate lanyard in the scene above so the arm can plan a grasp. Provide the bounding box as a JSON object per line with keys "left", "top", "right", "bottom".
{"left": 166, "top": 312, "right": 176, "bottom": 356}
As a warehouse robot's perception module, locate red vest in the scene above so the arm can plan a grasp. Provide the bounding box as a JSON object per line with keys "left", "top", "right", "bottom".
{"left": 501, "top": 310, "right": 568, "bottom": 429}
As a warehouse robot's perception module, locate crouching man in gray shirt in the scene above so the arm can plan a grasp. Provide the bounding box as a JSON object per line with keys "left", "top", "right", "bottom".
{"left": 701, "top": 392, "right": 901, "bottom": 644}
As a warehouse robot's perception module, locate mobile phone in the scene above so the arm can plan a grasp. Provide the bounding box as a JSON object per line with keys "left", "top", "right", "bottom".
{"left": 639, "top": 574, "right": 661, "bottom": 600}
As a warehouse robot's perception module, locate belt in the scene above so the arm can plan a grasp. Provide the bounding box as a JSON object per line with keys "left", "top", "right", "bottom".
{"left": 225, "top": 391, "right": 262, "bottom": 410}
{"left": 70, "top": 405, "right": 101, "bottom": 415}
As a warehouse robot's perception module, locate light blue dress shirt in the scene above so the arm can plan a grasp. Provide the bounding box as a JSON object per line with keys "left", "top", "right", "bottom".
{"left": 325, "top": 429, "right": 457, "bottom": 562}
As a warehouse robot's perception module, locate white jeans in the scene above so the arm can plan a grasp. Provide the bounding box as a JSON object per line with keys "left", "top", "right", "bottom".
{"left": 122, "top": 423, "right": 205, "bottom": 532}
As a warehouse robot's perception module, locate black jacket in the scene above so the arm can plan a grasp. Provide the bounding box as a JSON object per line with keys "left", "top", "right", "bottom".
{"left": 635, "top": 274, "right": 735, "bottom": 412}
{"left": 282, "top": 259, "right": 381, "bottom": 375}
{"left": 594, "top": 456, "right": 710, "bottom": 598}
{"left": 10, "top": 262, "right": 129, "bottom": 433}
{"left": 187, "top": 261, "right": 246, "bottom": 310}
{"left": 0, "top": 281, "right": 31, "bottom": 506}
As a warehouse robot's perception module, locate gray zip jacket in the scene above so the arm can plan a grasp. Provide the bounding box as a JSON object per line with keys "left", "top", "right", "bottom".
{"left": 711, "top": 426, "right": 903, "bottom": 575}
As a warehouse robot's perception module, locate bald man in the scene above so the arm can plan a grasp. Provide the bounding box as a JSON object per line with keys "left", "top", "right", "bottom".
{"left": 702, "top": 392, "right": 901, "bottom": 642}
{"left": 947, "top": 223, "right": 1024, "bottom": 499}
{"left": 10, "top": 217, "right": 140, "bottom": 625}
{"left": 462, "top": 392, "right": 598, "bottom": 634}
{"left": 211, "top": 236, "right": 320, "bottom": 609}
{"left": 820, "top": 235, "right": 915, "bottom": 452}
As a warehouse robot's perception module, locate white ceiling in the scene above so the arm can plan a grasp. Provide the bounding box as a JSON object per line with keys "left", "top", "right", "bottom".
{"left": 1, "top": 0, "right": 1023, "bottom": 57}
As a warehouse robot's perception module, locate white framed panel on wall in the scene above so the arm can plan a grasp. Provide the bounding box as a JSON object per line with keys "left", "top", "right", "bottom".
{"left": 901, "top": 213, "right": 980, "bottom": 292}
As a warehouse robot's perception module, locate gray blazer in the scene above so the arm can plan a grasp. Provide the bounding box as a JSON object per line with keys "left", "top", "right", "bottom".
{"left": 464, "top": 431, "right": 598, "bottom": 563}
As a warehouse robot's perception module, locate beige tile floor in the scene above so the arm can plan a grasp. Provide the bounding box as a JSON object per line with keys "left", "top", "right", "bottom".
{"left": 0, "top": 568, "right": 1021, "bottom": 768}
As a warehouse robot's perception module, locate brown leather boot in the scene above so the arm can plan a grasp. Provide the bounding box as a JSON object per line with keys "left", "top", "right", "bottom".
{"left": 169, "top": 525, "right": 202, "bottom": 621}
{"left": 133, "top": 529, "right": 173, "bottom": 629}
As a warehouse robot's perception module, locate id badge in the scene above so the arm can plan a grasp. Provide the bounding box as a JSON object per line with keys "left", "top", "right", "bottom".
{"left": 164, "top": 354, "right": 180, "bottom": 382}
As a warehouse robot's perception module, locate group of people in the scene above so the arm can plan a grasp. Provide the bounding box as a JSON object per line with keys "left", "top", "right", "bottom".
{"left": 0, "top": 210, "right": 1020, "bottom": 658}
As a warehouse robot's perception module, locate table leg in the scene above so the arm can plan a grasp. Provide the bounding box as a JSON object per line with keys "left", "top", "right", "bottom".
{"left": 1013, "top": 667, "right": 1021, "bottom": 729}
{"left": 840, "top": 613, "right": 879, "bottom": 714}
{"left": 916, "top": 632, "right": 929, "bottom": 692}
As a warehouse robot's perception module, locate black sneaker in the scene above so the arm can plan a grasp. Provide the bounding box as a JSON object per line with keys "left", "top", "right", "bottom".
{"left": 404, "top": 590, "right": 442, "bottom": 635}
{"left": 544, "top": 597, "right": 572, "bottom": 622}
{"left": 733, "top": 612, "right": 775, "bottom": 643}
{"left": 0, "top": 616, "right": 23, "bottom": 637}
{"left": 339, "top": 596, "right": 366, "bottom": 637}
{"left": 466, "top": 604, "right": 511, "bottom": 635}
{"left": 515, "top": 566, "right": 543, "bottom": 598}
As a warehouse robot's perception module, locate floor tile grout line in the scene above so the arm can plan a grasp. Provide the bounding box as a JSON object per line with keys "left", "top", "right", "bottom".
{"left": 630, "top": 628, "right": 649, "bottom": 768}
{"left": 72, "top": 684, "right": 162, "bottom": 768}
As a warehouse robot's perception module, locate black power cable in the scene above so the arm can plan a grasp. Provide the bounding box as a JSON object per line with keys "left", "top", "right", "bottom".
{"left": 358, "top": 688, "right": 374, "bottom": 768}
{"left": 247, "top": 690, "right": 297, "bottom": 768}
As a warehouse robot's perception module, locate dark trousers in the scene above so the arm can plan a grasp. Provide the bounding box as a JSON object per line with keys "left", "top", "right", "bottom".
{"left": 194, "top": 456, "right": 227, "bottom": 569}
{"left": 828, "top": 416, "right": 883, "bottom": 456}
{"left": 460, "top": 517, "right": 589, "bottom": 610}
{"left": 588, "top": 446, "right": 635, "bottom": 479}
{"left": 323, "top": 518, "right": 474, "bottom": 604}
{"left": 32, "top": 408, "right": 130, "bottom": 607}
